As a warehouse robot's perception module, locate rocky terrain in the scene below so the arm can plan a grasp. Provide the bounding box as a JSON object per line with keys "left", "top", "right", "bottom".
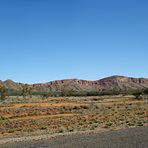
{"left": 1, "top": 75, "right": 148, "bottom": 96}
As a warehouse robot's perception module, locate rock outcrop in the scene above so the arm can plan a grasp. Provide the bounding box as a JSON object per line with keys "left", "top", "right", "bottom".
{"left": 1, "top": 75, "right": 148, "bottom": 95}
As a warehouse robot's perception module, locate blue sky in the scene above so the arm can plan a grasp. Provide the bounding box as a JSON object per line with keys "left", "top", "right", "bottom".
{"left": 0, "top": 0, "right": 148, "bottom": 83}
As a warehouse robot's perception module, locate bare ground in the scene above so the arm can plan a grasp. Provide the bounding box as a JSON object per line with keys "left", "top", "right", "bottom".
{"left": 0, "top": 126, "right": 148, "bottom": 148}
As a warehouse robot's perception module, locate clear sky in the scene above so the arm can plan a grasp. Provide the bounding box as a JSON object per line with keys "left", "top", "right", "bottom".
{"left": 0, "top": 0, "right": 148, "bottom": 83}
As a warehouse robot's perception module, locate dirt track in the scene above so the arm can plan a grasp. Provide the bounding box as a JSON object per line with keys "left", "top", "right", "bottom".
{"left": 1, "top": 126, "right": 148, "bottom": 148}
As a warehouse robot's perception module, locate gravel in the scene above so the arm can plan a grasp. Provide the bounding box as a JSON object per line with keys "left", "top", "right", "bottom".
{"left": 0, "top": 126, "right": 148, "bottom": 148}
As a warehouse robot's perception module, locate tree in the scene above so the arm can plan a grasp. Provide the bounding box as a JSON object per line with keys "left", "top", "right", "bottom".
{"left": 22, "top": 84, "right": 32, "bottom": 98}
{"left": 142, "top": 88, "right": 148, "bottom": 104}
{"left": 132, "top": 90, "right": 143, "bottom": 100}
{"left": 143, "top": 88, "right": 148, "bottom": 95}
{"left": 0, "top": 85, "right": 8, "bottom": 100}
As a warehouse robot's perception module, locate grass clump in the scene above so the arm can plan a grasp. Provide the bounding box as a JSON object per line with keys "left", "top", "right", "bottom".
{"left": 0, "top": 116, "right": 6, "bottom": 121}
{"left": 59, "top": 126, "right": 67, "bottom": 133}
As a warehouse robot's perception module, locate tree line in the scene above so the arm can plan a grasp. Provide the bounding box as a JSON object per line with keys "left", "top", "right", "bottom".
{"left": 0, "top": 84, "right": 148, "bottom": 100}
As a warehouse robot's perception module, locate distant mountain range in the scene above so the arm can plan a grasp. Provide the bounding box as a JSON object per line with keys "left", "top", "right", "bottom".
{"left": 1, "top": 75, "right": 148, "bottom": 96}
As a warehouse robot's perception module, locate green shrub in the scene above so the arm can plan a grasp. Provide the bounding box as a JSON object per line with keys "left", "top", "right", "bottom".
{"left": 0, "top": 116, "right": 6, "bottom": 121}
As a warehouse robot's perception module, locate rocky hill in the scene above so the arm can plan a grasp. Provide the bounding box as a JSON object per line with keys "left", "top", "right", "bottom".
{"left": 1, "top": 75, "right": 148, "bottom": 96}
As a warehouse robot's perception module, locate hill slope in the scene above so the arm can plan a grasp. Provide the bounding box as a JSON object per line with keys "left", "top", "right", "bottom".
{"left": 1, "top": 75, "right": 148, "bottom": 96}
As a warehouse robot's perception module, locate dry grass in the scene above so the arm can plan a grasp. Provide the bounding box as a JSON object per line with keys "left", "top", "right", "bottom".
{"left": 0, "top": 96, "right": 147, "bottom": 139}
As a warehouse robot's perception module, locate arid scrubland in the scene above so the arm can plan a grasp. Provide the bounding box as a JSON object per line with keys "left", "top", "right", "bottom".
{"left": 0, "top": 95, "right": 147, "bottom": 139}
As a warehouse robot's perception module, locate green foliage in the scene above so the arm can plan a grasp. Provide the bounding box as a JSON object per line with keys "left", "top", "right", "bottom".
{"left": 7, "top": 89, "right": 23, "bottom": 97}
{"left": 132, "top": 90, "right": 143, "bottom": 100}
{"left": 0, "top": 85, "right": 8, "bottom": 100}
{"left": 0, "top": 116, "right": 6, "bottom": 121}
{"left": 22, "top": 84, "right": 32, "bottom": 98}
{"left": 143, "top": 88, "right": 148, "bottom": 95}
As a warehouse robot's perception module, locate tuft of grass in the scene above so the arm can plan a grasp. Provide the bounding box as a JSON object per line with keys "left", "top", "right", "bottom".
{"left": 80, "top": 105, "right": 89, "bottom": 109}
{"left": 41, "top": 126, "right": 47, "bottom": 130}
{"left": 90, "top": 123, "right": 98, "bottom": 130}
{"left": 104, "top": 122, "right": 113, "bottom": 128}
{"left": 59, "top": 126, "right": 67, "bottom": 133}
{"left": 0, "top": 116, "right": 6, "bottom": 121}
{"left": 136, "top": 121, "right": 143, "bottom": 127}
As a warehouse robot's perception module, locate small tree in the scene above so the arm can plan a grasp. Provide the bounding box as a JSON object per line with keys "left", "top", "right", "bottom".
{"left": 0, "top": 85, "right": 8, "bottom": 100}
{"left": 143, "top": 88, "right": 148, "bottom": 95}
{"left": 133, "top": 90, "right": 143, "bottom": 100}
{"left": 22, "top": 84, "right": 32, "bottom": 98}
{"left": 143, "top": 88, "right": 148, "bottom": 104}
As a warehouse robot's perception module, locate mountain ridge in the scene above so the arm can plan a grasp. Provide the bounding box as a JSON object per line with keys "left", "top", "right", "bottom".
{"left": 1, "top": 75, "right": 148, "bottom": 96}
{"left": 1, "top": 75, "right": 148, "bottom": 85}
